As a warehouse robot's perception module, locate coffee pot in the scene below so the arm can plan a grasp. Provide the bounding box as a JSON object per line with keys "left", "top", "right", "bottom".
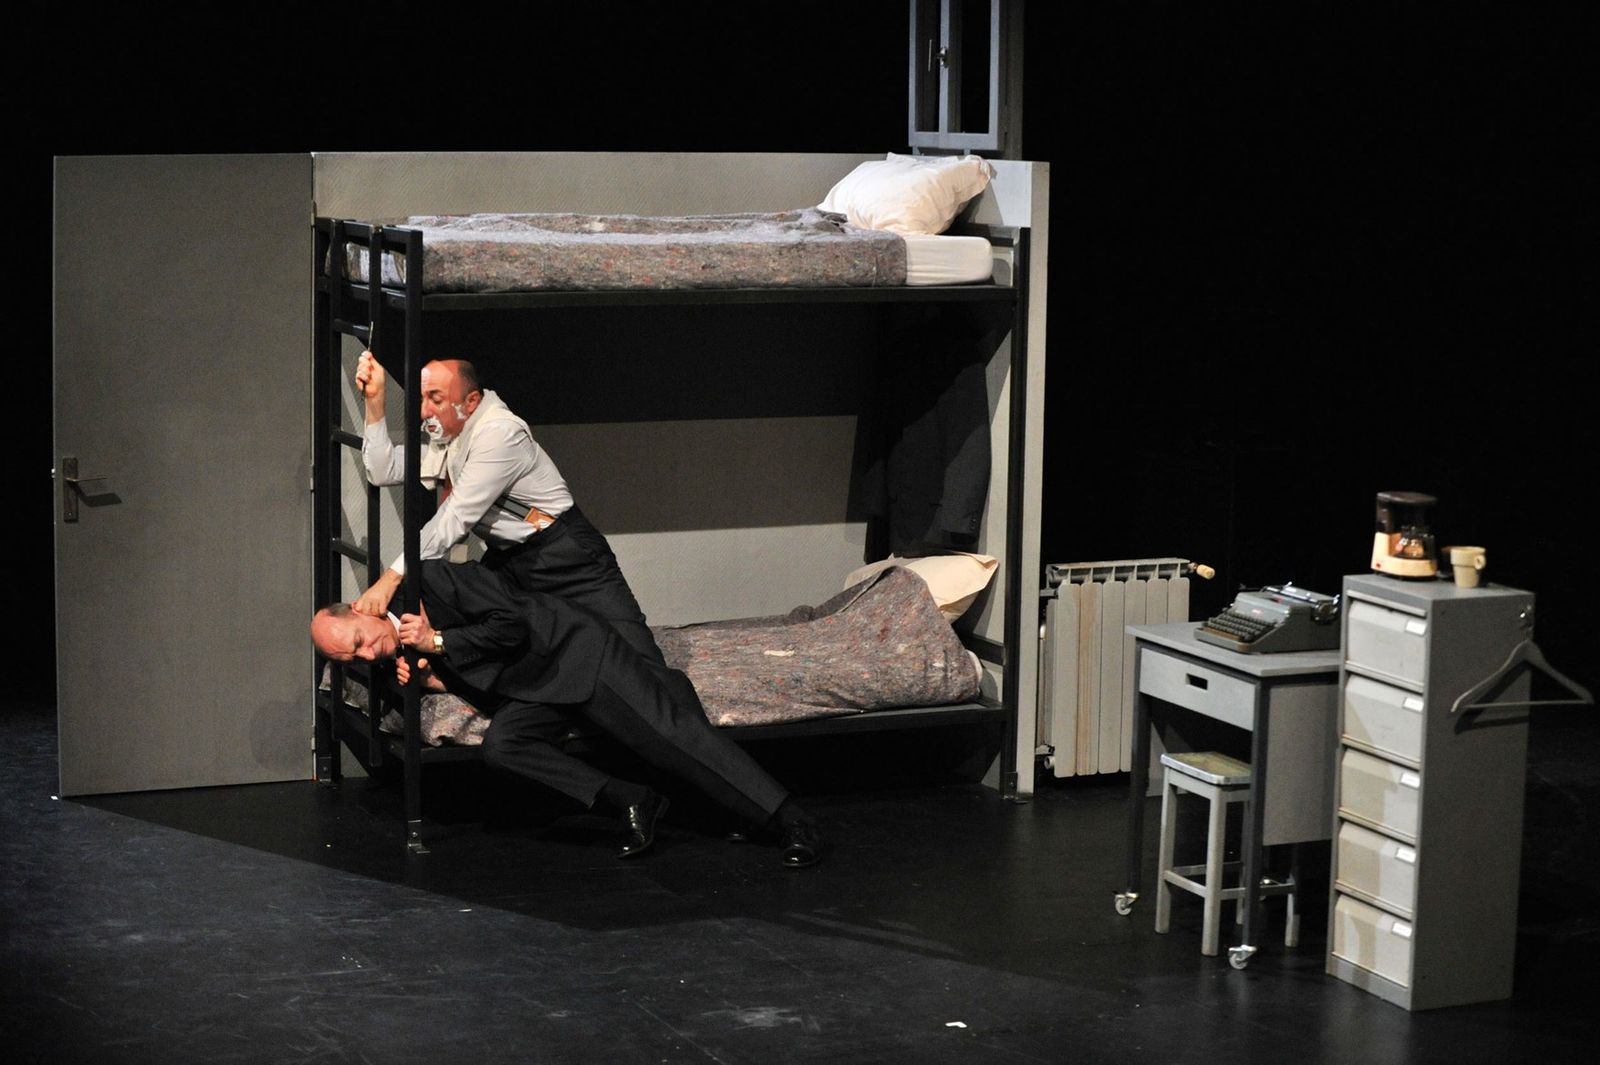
{"left": 1370, "top": 490, "right": 1439, "bottom": 579}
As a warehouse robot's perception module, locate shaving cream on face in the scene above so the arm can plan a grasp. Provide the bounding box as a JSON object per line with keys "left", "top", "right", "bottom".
{"left": 422, "top": 416, "right": 446, "bottom": 442}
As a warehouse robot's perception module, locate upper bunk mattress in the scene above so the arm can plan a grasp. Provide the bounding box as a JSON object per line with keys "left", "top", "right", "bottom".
{"left": 343, "top": 208, "right": 911, "bottom": 293}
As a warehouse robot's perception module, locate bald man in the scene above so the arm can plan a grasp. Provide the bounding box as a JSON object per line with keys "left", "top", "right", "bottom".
{"left": 314, "top": 557, "right": 824, "bottom": 865}
{"left": 351, "top": 352, "right": 663, "bottom": 665}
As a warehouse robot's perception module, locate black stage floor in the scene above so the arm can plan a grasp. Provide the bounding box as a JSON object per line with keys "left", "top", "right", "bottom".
{"left": 4, "top": 699, "right": 1595, "bottom": 1065}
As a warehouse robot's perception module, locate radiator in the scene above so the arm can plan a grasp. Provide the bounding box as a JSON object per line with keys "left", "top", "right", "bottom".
{"left": 1037, "top": 558, "right": 1200, "bottom": 777}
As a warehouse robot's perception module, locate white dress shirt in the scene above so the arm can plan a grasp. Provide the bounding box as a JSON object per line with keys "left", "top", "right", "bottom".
{"left": 362, "top": 394, "right": 574, "bottom": 575}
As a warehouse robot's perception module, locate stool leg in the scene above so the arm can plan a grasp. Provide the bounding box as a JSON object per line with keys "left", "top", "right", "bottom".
{"left": 1154, "top": 773, "right": 1177, "bottom": 935}
{"left": 1201, "top": 788, "right": 1227, "bottom": 956}
{"left": 1284, "top": 843, "right": 1302, "bottom": 948}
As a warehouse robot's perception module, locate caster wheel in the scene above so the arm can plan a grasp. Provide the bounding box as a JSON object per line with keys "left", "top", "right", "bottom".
{"left": 1228, "top": 945, "right": 1256, "bottom": 970}
{"left": 1114, "top": 892, "right": 1137, "bottom": 916}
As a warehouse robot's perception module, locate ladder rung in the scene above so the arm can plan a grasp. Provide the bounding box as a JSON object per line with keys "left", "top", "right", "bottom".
{"left": 331, "top": 319, "right": 372, "bottom": 343}
{"left": 331, "top": 539, "right": 369, "bottom": 565}
{"left": 332, "top": 429, "right": 363, "bottom": 449}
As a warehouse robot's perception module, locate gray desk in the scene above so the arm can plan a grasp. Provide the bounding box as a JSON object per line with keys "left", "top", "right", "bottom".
{"left": 1117, "top": 622, "right": 1341, "bottom": 968}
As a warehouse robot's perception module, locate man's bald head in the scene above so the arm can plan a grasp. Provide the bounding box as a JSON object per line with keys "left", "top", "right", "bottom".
{"left": 419, "top": 359, "right": 484, "bottom": 442}
{"left": 311, "top": 603, "right": 400, "bottom": 663}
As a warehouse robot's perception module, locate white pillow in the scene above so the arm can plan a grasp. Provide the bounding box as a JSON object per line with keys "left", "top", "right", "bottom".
{"left": 818, "top": 153, "right": 996, "bottom": 235}
{"left": 844, "top": 552, "right": 999, "bottom": 622}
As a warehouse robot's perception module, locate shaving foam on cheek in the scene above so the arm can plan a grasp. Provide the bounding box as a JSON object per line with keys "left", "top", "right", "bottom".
{"left": 422, "top": 416, "right": 445, "bottom": 441}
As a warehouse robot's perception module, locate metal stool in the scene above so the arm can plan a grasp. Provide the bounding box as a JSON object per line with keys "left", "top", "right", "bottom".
{"left": 1154, "top": 751, "right": 1299, "bottom": 957}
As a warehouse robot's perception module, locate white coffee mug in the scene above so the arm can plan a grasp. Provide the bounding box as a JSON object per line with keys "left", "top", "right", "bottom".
{"left": 1448, "top": 545, "right": 1487, "bottom": 588}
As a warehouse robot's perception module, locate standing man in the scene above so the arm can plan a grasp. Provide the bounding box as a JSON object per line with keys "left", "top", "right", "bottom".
{"left": 350, "top": 351, "right": 662, "bottom": 664}
{"left": 312, "top": 558, "right": 825, "bottom": 866}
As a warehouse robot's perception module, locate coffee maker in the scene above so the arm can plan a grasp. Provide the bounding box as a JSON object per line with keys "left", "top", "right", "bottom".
{"left": 1370, "top": 490, "right": 1439, "bottom": 579}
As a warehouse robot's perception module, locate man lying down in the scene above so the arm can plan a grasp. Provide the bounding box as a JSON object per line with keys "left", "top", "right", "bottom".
{"left": 310, "top": 556, "right": 825, "bottom": 867}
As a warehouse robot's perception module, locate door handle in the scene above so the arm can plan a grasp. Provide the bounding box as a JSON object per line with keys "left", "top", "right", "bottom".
{"left": 60, "top": 457, "right": 122, "bottom": 523}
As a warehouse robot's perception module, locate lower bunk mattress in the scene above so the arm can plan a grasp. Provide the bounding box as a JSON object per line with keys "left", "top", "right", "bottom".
{"left": 326, "top": 567, "right": 983, "bottom": 745}
{"left": 337, "top": 209, "right": 993, "bottom": 293}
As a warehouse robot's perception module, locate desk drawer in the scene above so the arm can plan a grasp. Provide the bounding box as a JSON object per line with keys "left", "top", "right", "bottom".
{"left": 1339, "top": 748, "right": 1422, "bottom": 842}
{"left": 1332, "top": 894, "right": 1413, "bottom": 988}
{"left": 1336, "top": 821, "right": 1419, "bottom": 918}
{"left": 1346, "top": 601, "right": 1428, "bottom": 686}
{"left": 1343, "top": 675, "right": 1425, "bottom": 766}
{"left": 1138, "top": 649, "right": 1254, "bottom": 730}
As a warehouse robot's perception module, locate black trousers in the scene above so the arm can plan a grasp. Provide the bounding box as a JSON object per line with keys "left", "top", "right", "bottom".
{"left": 478, "top": 633, "right": 789, "bottom": 828}
{"left": 483, "top": 505, "right": 665, "bottom": 666}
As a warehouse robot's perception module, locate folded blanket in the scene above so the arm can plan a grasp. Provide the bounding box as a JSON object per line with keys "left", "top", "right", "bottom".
{"left": 342, "top": 208, "right": 907, "bottom": 292}
{"left": 654, "top": 566, "right": 980, "bottom": 727}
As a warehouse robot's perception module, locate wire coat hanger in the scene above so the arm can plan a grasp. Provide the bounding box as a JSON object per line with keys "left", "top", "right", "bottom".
{"left": 1450, "top": 638, "right": 1595, "bottom": 715}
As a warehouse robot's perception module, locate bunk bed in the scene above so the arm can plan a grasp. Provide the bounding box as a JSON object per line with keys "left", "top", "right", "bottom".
{"left": 310, "top": 153, "right": 1044, "bottom": 855}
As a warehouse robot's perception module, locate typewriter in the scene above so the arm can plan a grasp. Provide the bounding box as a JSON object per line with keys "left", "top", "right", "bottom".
{"left": 1196, "top": 584, "right": 1341, "bottom": 654}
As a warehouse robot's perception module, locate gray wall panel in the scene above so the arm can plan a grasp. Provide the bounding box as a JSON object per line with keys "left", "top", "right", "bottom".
{"left": 312, "top": 151, "right": 876, "bottom": 219}
{"left": 55, "top": 154, "right": 313, "bottom": 795}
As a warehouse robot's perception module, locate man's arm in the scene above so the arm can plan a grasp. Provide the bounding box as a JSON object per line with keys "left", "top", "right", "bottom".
{"left": 356, "top": 351, "right": 405, "bottom": 487}
{"left": 404, "top": 564, "right": 532, "bottom": 671}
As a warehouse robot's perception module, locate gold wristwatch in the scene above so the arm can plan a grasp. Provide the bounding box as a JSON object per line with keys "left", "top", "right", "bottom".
{"left": 431, "top": 631, "right": 444, "bottom": 656}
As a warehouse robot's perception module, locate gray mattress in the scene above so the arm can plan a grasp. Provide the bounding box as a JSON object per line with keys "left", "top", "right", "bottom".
{"left": 341, "top": 208, "right": 908, "bottom": 293}
{"left": 325, "top": 567, "right": 980, "bottom": 744}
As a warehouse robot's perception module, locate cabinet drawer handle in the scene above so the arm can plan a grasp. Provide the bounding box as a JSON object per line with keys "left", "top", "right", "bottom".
{"left": 1185, "top": 674, "right": 1209, "bottom": 690}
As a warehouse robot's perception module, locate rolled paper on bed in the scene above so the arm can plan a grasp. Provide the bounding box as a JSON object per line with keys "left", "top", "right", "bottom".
{"left": 843, "top": 552, "right": 999, "bottom": 623}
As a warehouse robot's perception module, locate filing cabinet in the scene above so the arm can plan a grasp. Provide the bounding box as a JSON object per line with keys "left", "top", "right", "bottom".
{"left": 1326, "top": 575, "right": 1534, "bottom": 1010}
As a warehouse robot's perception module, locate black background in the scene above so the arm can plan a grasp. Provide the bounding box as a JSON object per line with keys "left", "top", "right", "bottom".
{"left": 28, "top": 4, "right": 1594, "bottom": 709}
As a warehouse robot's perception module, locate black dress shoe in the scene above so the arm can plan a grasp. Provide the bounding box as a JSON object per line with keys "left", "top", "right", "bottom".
{"left": 780, "top": 820, "right": 826, "bottom": 868}
{"left": 618, "top": 791, "right": 669, "bottom": 859}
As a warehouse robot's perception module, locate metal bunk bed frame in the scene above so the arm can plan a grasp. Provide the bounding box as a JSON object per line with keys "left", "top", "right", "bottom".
{"left": 311, "top": 217, "right": 1032, "bottom": 854}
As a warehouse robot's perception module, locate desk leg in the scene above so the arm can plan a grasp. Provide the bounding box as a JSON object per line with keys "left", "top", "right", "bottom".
{"left": 1230, "top": 681, "right": 1269, "bottom": 969}
{"left": 1117, "top": 651, "right": 1151, "bottom": 917}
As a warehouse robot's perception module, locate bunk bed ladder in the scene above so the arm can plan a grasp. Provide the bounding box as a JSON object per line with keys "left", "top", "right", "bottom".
{"left": 312, "top": 220, "right": 435, "bottom": 856}
{"left": 317, "top": 221, "right": 384, "bottom": 775}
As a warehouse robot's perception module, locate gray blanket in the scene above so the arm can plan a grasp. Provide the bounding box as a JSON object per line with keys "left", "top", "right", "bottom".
{"left": 656, "top": 567, "right": 980, "bottom": 727}
{"left": 325, "top": 567, "right": 979, "bottom": 743}
{"left": 343, "top": 208, "right": 907, "bottom": 292}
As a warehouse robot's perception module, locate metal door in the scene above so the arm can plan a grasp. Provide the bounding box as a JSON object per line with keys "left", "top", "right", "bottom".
{"left": 54, "top": 155, "right": 312, "bottom": 794}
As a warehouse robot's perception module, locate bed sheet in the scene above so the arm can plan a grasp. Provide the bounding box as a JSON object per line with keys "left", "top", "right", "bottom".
{"left": 902, "top": 232, "right": 994, "bottom": 285}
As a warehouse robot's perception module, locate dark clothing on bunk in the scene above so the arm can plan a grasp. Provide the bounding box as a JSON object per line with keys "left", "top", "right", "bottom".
{"left": 417, "top": 558, "right": 788, "bottom": 827}
{"left": 852, "top": 307, "right": 999, "bottom": 552}
{"left": 481, "top": 504, "right": 667, "bottom": 668}
{"left": 877, "top": 354, "right": 991, "bottom": 544}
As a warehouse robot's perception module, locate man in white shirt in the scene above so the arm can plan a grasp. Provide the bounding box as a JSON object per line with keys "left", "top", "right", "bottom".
{"left": 349, "top": 351, "right": 663, "bottom": 665}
